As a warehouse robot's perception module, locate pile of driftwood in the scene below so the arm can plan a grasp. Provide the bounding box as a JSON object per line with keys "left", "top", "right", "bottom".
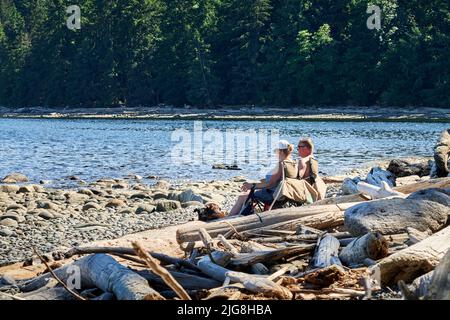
{"left": 1, "top": 178, "right": 449, "bottom": 300}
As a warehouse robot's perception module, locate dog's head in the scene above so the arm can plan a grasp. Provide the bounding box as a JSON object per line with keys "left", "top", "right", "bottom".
{"left": 195, "top": 202, "right": 226, "bottom": 221}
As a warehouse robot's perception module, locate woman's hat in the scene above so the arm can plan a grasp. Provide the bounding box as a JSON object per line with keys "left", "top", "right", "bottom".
{"left": 275, "top": 140, "right": 290, "bottom": 150}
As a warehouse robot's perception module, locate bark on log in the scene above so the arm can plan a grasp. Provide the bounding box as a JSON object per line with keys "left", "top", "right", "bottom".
{"left": 310, "top": 234, "right": 341, "bottom": 268}
{"left": 374, "top": 225, "right": 450, "bottom": 286}
{"left": 19, "top": 254, "right": 164, "bottom": 300}
{"left": 339, "top": 232, "right": 388, "bottom": 267}
{"left": 176, "top": 204, "right": 347, "bottom": 244}
{"left": 314, "top": 177, "right": 450, "bottom": 205}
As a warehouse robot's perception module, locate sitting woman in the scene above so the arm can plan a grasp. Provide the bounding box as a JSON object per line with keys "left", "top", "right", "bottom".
{"left": 295, "top": 137, "right": 326, "bottom": 201}
{"left": 229, "top": 140, "right": 297, "bottom": 216}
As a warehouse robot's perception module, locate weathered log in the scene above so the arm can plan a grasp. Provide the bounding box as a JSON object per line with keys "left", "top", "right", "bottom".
{"left": 357, "top": 181, "right": 405, "bottom": 199}
{"left": 19, "top": 254, "right": 164, "bottom": 300}
{"left": 310, "top": 234, "right": 341, "bottom": 269}
{"left": 399, "top": 271, "right": 434, "bottom": 300}
{"left": 229, "top": 244, "right": 315, "bottom": 268}
{"left": 176, "top": 204, "right": 347, "bottom": 244}
{"left": 432, "top": 129, "right": 450, "bottom": 178}
{"left": 197, "top": 255, "right": 292, "bottom": 299}
{"left": 242, "top": 208, "right": 346, "bottom": 237}
{"left": 132, "top": 242, "right": 191, "bottom": 300}
{"left": 373, "top": 225, "right": 450, "bottom": 286}
{"left": 406, "top": 227, "right": 430, "bottom": 245}
{"left": 425, "top": 248, "right": 450, "bottom": 300}
{"left": 344, "top": 198, "right": 448, "bottom": 236}
{"left": 339, "top": 232, "right": 388, "bottom": 267}
{"left": 315, "top": 177, "right": 450, "bottom": 205}
{"left": 64, "top": 246, "right": 198, "bottom": 271}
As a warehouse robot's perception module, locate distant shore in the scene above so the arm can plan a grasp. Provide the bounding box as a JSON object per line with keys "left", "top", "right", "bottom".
{"left": 0, "top": 106, "right": 449, "bottom": 122}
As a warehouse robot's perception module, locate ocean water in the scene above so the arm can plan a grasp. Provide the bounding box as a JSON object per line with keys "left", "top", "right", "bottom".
{"left": 0, "top": 118, "right": 447, "bottom": 187}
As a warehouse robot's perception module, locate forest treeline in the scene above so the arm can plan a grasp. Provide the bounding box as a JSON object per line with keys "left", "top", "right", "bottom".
{"left": 0, "top": 0, "right": 449, "bottom": 108}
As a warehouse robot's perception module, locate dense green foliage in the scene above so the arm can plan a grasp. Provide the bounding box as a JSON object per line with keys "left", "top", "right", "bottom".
{"left": 0, "top": 0, "right": 449, "bottom": 108}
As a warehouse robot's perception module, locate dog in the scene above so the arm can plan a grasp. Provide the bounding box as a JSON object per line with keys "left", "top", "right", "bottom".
{"left": 195, "top": 202, "right": 227, "bottom": 221}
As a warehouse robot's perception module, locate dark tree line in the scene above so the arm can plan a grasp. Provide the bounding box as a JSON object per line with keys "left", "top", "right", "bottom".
{"left": 0, "top": 0, "right": 449, "bottom": 108}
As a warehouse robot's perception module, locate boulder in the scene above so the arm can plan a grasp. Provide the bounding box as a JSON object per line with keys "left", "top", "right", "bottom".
{"left": 152, "top": 192, "right": 168, "bottom": 200}
{"left": 130, "top": 192, "right": 152, "bottom": 200}
{"left": 78, "top": 189, "right": 94, "bottom": 197}
{"left": 154, "top": 180, "right": 171, "bottom": 190}
{"left": 135, "top": 204, "right": 156, "bottom": 215}
{"left": 182, "top": 201, "right": 204, "bottom": 208}
{"left": 366, "top": 167, "right": 396, "bottom": 188}
{"left": 18, "top": 185, "right": 35, "bottom": 193}
{"left": 178, "top": 189, "right": 204, "bottom": 204}
{"left": 38, "top": 211, "right": 55, "bottom": 220}
{"left": 1, "top": 173, "right": 29, "bottom": 184}
{"left": 37, "top": 201, "right": 59, "bottom": 211}
{"left": 432, "top": 129, "right": 450, "bottom": 178}
{"left": 387, "top": 159, "right": 432, "bottom": 178}
{"left": 0, "top": 218, "right": 19, "bottom": 228}
{"left": 407, "top": 188, "right": 450, "bottom": 208}
{"left": 83, "top": 203, "right": 101, "bottom": 211}
{"left": 156, "top": 200, "right": 181, "bottom": 212}
{"left": 105, "top": 199, "right": 125, "bottom": 208}
{"left": 345, "top": 198, "right": 448, "bottom": 236}
{"left": 0, "top": 185, "right": 20, "bottom": 193}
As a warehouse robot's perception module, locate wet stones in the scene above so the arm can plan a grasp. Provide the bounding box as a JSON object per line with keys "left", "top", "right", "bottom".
{"left": 1, "top": 173, "right": 29, "bottom": 184}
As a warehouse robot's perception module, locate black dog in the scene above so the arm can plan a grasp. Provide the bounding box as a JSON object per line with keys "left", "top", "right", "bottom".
{"left": 195, "top": 203, "right": 227, "bottom": 222}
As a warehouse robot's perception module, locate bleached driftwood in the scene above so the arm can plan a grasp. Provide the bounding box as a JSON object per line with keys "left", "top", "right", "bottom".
{"left": 339, "top": 232, "right": 388, "bottom": 267}
{"left": 19, "top": 254, "right": 164, "bottom": 300}
{"left": 314, "top": 177, "right": 450, "bottom": 205}
{"left": 373, "top": 225, "right": 450, "bottom": 286}
{"left": 310, "top": 234, "right": 341, "bottom": 269}
{"left": 357, "top": 181, "right": 405, "bottom": 199}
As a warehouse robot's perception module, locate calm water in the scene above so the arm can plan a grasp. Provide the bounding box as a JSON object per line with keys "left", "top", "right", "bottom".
{"left": 0, "top": 119, "right": 448, "bottom": 187}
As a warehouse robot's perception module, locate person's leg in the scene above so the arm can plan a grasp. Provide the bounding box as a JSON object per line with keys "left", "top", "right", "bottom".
{"left": 229, "top": 193, "right": 249, "bottom": 216}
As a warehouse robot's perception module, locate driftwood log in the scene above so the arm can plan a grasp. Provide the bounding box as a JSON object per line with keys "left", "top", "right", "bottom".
{"left": 64, "top": 246, "right": 198, "bottom": 271}
{"left": 177, "top": 203, "right": 357, "bottom": 245}
{"left": 425, "top": 248, "right": 450, "bottom": 300}
{"left": 356, "top": 181, "right": 405, "bottom": 199}
{"left": 315, "top": 177, "right": 450, "bottom": 205}
{"left": 374, "top": 225, "right": 450, "bottom": 286}
{"left": 19, "top": 254, "right": 164, "bottom": 300}
{"left": 197, "top": 255, "right": 292, "bottom": 299}
{"left": 310, "top": 234, "right": 341, "bottom": 268}
{"left": 339, "top": 232, "right": 388, "bottom": 267}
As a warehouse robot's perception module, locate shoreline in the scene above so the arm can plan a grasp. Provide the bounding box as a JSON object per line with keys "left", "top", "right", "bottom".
{"left": 0, "top": 106, "right": 449, "bottom": 122}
